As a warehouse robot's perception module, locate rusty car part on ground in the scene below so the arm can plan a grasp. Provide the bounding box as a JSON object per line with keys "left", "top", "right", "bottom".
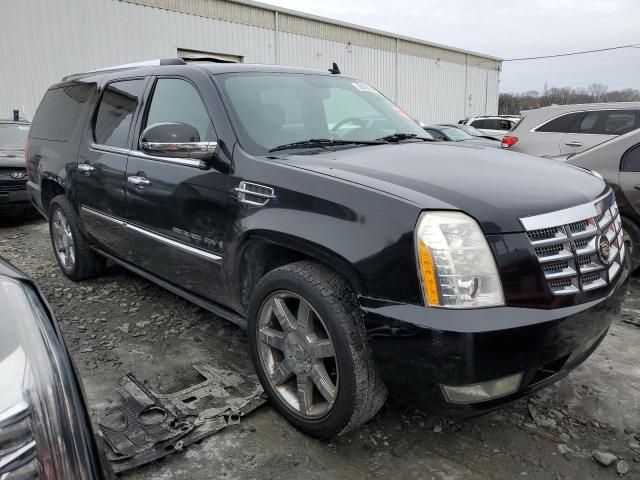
{"left": 99, "top": 364, "right": 266, "bottom": 472}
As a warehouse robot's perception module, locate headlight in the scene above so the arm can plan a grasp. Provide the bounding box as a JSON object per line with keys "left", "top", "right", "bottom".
{"left": 0, "top": 278, "right": 105, "bottom": 479}
{"left": 415, "top": 211, "right": 504, "bottom": 308}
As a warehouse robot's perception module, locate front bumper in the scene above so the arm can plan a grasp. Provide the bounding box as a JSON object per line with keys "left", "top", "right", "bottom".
{"left": 0, "top": 182, "right": 30, "bottom": 212}
{"left": 362, "top": 258, "right": 630, "bottom": 416}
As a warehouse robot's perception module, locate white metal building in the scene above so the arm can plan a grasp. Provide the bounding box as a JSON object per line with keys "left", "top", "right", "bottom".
{"left": 1, "top": 0, "right": 501, "bottom": 124}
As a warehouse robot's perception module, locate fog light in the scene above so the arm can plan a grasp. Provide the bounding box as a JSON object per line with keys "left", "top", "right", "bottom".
{"left": 441, "top": 372, "right": 523, "bottom": 404}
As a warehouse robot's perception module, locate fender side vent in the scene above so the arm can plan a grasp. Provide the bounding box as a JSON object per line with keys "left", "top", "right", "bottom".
{"left": 234, "top": 181, "right": 275, "bottom": 207}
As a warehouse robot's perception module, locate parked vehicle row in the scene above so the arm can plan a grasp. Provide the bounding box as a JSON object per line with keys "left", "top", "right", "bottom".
{"left": 501, "top": 102, "right": 640, "bottom": 156}
{"left": 422, "top": 124, "right": 501, "bottom": 148}
{"left": 24, "top": 59, "right": 631, "bottom": 440}
{"left": 459, "top": 115, "right": 520, "bottom": 140}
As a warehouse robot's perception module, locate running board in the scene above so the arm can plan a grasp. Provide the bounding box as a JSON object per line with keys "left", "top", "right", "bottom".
{"left": 94, "top": 248, "right": 247, "bottom": 329}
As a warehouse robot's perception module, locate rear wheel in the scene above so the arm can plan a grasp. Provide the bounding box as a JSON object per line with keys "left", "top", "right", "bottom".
{"left": 622, "top": 217, "right": 640, "bottom": 272}
{"left": 248, "top": 261, "right": 387, "bottom": 438}
{"left": 49, "top": 195, "right": 105, "bottom": 280}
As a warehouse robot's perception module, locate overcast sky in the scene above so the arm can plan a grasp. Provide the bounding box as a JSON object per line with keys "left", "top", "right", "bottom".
{"left": 265, "top": 0, "right": 640, "bottom": 93}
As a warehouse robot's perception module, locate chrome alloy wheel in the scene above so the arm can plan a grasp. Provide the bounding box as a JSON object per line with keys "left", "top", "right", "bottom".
{"left": 257, "top": 291, "right": 339, "bottom": 419}
{"left": 52, "top": 209, "right": 76, "bottom": 271}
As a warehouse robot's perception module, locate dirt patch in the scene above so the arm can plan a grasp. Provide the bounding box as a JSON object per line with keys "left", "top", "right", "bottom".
{"left": 1, "top": 217, "right": 639, "bottom": 480}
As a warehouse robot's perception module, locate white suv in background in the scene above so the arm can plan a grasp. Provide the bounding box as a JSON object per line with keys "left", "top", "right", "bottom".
{"left": 501, "top": 102, "right": 640, "bottom": 157}
{"left": 458, "top": 116, "right": 520, "bottom": 140}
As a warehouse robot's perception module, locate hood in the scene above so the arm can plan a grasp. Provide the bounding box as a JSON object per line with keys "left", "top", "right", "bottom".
{"left": 0, "top": 148, "right": 25, "bottom": 169}
{"left": 274, "top": 142, "right": 608, "bottom": 234}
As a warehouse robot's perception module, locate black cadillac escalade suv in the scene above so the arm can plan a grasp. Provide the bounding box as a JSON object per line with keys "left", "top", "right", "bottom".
{"left": 26, "top": 59, "right": 630, "bottom": 438}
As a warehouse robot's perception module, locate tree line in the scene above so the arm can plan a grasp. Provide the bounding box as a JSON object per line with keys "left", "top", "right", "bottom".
{"left": 498, "top": 83, "right": 640, "bottom": 115}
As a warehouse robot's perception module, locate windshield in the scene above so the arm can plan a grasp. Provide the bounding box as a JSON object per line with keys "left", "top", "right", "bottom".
{"left": 0, "top": 124, "right": 29, "bottom": 148}
{"left": 441, "top": 127, "right": 473, "bottom": 141}
{"left": 217, "top": 73, "right": 430, "bottom": 155}
{"left": 457, "top": 124, "right": 484, "bottom": 137}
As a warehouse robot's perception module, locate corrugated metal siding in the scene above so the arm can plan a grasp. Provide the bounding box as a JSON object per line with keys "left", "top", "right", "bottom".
{"left": 278, "top": 13, "right": 396, "bottom": 52}
{"left": 123, "top": 0, "right": 500, "bottom": 68}
{"left": 0, "top": 0, "right": 277, "bottom": 116}
{"left": 465, "top": 66, "right": 500, "bottom": 119}
{"left": 397, "top": 54, "right": 467, "bottom": 124}
{"left": 0, "top": 0, "right": 499, "bottom": 123}
{"left": 123, "top": 0, "right": 275, "bottom": 28}
{"left": 277, "top": 32, "right": 396, "bottom": 99}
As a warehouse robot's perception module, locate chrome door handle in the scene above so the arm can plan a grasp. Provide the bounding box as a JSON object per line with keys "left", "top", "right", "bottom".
{"left": 127, "top": 175, "right": 151, "bottom": 187}
{"left": 78, "top": 163, "right": 95, "bottom": 176}
{"left": 564, "top": 141, "right": 583, "bottom": 147}
{"left": 634, "top": 185, "right": 640, "bottom": 191}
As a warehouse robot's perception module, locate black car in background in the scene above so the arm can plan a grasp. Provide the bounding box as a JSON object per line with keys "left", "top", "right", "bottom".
{"left": 26, "top": 60, "right": 630, "bottom": 438}
{"left": 423, "top": 124, "right": 502, "bottom": 148}
{"left": 0, "top": 120, "right": 31, "bottom": 217}
{"left": 0, "top": 258, "right": 110, "bottom": 479}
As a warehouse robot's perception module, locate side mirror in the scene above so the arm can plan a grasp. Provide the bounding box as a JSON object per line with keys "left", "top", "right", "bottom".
{"left": 140, "top": 122, "right": 217, "bottom": 161}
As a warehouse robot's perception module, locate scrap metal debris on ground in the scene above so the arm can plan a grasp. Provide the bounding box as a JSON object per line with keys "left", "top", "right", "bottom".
{"left": 99, "top": 364, "right": 266, "bottom": 472}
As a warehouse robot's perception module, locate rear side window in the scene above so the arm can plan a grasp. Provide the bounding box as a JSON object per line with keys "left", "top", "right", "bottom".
{"left": 535, "top": 112, "right": 583, "bottom": 133}
{"left": 577, "top": 110, "right": 639, "bottom": 135}
{"left": 30, "top": 84, "right": 94, "bottom": 141}
{"left": 93, "top": 79, "right": 145, "bottom": 148}
{"left": 470, "top": 119, "right": 492, "bottom": 129}
{"left": 621, "top": 144, "right": 640, "bottom": 172}
{"left": 144, "top": 78, "right": 215, "bottom": 141}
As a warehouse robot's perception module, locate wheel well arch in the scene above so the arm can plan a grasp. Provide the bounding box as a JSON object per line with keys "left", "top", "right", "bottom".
{"left": 236, "top": 233, "right": 365, "bottom": 312}
{"left": 41, "top": 178, "right": 67, "bottom": 217}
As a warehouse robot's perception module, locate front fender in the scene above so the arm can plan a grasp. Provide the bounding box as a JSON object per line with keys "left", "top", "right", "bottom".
{"left": 227, "top": 151, "right": 424, "bottom": 308}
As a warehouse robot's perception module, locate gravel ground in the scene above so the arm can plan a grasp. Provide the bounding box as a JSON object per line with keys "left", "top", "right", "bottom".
{"left": 1, "top": 216, "right": 640, "bottom": 480}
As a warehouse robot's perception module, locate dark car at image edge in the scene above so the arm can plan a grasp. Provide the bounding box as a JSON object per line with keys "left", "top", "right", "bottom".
{"left": 25, "top": 59, "right": 631, "bottom": 438}
{"left": 0, "top": 258, "right": 111, "bottom": 479}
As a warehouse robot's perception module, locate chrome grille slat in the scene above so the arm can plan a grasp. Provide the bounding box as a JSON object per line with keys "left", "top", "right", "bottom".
{"left": 521, "top": 194, "right": 624, "bottom": 296}
{"left": 0, "top": 401, "right": 39, "bottom": 478}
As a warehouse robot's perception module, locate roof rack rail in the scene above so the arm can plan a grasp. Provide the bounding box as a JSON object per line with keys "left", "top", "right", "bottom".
{"left": 62, "top": 58, "right": 187, "bottom": 81}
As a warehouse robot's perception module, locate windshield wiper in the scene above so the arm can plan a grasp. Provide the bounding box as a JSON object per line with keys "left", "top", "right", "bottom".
{"left": 269, "top": 138, "right": 385, "bottom": 153}
{"left": 376, "top": 133, "right": 436, "bottom": 143}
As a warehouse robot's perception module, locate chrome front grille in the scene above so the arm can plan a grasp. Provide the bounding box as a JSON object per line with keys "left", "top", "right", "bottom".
{"left": 521, "top": 193, "right": 625, "bottom": 296}
{"left": 0, "top": 401, "right": 40, "bottom": 479}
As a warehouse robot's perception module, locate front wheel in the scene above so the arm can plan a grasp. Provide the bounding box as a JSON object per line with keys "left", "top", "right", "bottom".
{"left": 248, "top": 261, "right": 387, "bottom": 438}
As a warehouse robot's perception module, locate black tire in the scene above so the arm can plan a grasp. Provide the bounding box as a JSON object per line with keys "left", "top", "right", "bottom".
{"left": 622, "top": 216, "right": 640, "bottom": 272}
{"left": 248, "top": 261, "right": 387, "bottom": 439}
{"left": 49, "top": 195, "right": 105, "bottom": 281}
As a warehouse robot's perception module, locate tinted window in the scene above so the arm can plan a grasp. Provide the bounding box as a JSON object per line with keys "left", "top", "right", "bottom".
{"left": 621, "top": 144, "right": 640, "bottom": 172}
{"left": 93, "top": 79, "right": 145, "bottom": 148}
{"left": 470, "top": 119, "right": 491, "bottom": 129}
{"left": 498, "top": 119, "right": 513, "bottom": 130}
{"left": 145, "top": 78, "right": 214, "bottom": 141}
{"left": 30, "top": 84, "right": 94, "bottom": 141}
{"left": 535, "top": 112, "right": 583, "bottom": 133}
{"left": 578, "top": 110, "right": 639, "bottom": 135}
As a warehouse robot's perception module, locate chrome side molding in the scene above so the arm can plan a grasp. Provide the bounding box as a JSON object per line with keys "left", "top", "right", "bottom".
{"left": 80, "top": 206, "right": 222, "bottom": 262}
